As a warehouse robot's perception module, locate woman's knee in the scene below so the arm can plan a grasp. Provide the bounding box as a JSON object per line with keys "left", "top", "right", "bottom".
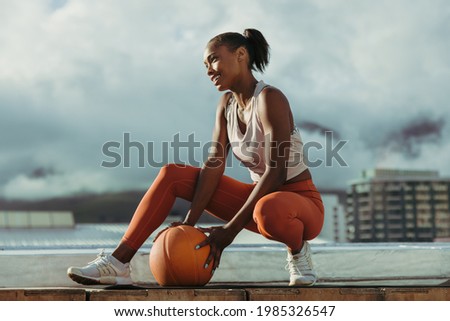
{"left": 253, "top": 192, "right": 287, "bottom": 224}
{"left": 158, "top": 163, "right": 195, "bottom": 180}
{"left": 154, "top": 164, "right": 199, "bottom": 199}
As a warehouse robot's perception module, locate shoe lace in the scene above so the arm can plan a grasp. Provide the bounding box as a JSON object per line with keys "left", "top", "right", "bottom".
{"left": 285, "top": 253, "right": 312, "bottom": 275}
{"left": 285, "top": 256, "right": 297, "bottom": 274}
{"left": 88, "top": 250, "right": 110, "bottom": 268}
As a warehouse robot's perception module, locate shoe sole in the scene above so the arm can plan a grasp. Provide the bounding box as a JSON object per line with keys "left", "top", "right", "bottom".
{"left": 68, "top": 273, "right": 103, "bottom": 285}
{"left": 68, "top": 272, "right": 133, "bottom": 286}
{"left": 289, "top": 281, "right": 316, "bottom": 287}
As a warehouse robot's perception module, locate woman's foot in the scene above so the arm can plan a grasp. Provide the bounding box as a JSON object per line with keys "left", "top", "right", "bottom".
{"left": 67, "top": 251, "right": 132, "bottom": 285}
{"left": 285, "top": 241, "right": 317, "bottom": 286}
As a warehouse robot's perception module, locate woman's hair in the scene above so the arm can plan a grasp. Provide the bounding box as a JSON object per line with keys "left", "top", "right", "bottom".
{"left": 208, "top": 28, "right": 270, "bottom": 73}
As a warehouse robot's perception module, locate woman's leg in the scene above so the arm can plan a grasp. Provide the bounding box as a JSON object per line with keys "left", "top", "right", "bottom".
{"left": 253, "top": 191, "right": 324, "bottom": 252}
{"left": 68, "top": 163, "right": 257, "bottom": 285}
{"left": 114, "top": 163, "right": 257, "bottom": 262}
{"left": 252, "top": 189, "right": 324, "bottom": 286}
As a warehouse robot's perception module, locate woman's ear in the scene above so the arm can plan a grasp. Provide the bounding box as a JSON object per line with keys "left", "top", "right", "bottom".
{"left": 236, "top": 46, "right": 247, "bottom": 63}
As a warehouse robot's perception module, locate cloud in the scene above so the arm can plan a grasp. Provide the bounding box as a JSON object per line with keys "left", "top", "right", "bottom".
{"left": 0, "top": 0, "right": 449, "bottom": 199}
{"left": 1, "top": 170, "right": 119, "bottom": 200}
{"left": 298, "top": 120, "right": 341, "bottom": 139}
{"left": 383, "top": 117, "right": 445, "bottom": 158}
{"left": 28, "top": 167, "right": 58, "bottom": 179}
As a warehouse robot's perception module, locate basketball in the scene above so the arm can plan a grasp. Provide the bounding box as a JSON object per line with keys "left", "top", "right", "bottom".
{"left": 149, "top": 225, "right": 214, "bottom": 286}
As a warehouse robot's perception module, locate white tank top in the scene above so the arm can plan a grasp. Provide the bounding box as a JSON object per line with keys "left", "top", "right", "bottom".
{"left": 225, "top": 80, "right": 308, "bottom": 182}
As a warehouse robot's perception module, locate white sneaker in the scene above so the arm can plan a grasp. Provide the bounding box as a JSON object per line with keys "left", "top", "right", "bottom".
{"left": 67, "top": 251, "right": 132, "bottom": 285}
{"left": 286, "top": 241, "right": 317, "bottom": 286}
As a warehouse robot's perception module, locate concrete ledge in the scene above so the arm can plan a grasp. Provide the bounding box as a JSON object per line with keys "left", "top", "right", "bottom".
{"left": 384, "top": 287, "right": 450, "bottom": 300}
{"left": 246, "top": 287, "right": 450, "bottom": 301}
{"left": 0, "top": 288, "right": 86, "bottom": 301}
{"left": 245, "top": 288, "right": 385, "bottom": 301}
{"left": 89, "top": 288, "right": 247, "bottom": 301}
{"left": 1, "top": 287, "right": 449, "bottom": 301}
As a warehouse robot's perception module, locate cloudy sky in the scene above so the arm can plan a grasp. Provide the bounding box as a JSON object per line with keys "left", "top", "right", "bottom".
{"left": 1, "top": 0, "right": 449, "bottom": 200}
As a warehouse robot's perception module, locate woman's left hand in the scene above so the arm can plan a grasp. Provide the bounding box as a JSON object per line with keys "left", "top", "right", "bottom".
{"left": 196, "top": 225, "right": 238, "bottom": 273}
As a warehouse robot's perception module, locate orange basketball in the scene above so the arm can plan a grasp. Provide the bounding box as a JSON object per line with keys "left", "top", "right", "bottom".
{"left": 149, "top": 225, "right": 214, "bottom": 286}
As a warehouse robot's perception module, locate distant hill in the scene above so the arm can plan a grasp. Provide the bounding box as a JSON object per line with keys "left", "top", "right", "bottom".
{"left": 0, "top": 191, "right": 223, "bottom": 224}
{"left": 0, "top": 187, "right": 346, "bottom": 224}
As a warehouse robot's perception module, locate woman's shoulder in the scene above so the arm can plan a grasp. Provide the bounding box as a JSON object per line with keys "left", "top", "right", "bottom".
{"left": 257, "top": 84, "right": 290, "bottom": 111}
{"left": 217, "top": 91, "right": 233, "bottom": 106}
{"left": 259, "top": 84, "right": 286, "bottom": 100}
{"left": 214, "top": 92, "right": 233, "bottom": 111}
{"left": 255, "top": 84, "right": 294, "bottom": 130}
{"left": 216, "top": 92, "right": 234, "bottom": 121}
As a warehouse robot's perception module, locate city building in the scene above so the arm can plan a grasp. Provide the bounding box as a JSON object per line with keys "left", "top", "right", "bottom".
{"left": 318, "top": 194, "right": 347, "bottom": 243}
{"left": 346, "top": 169, "right": 450, "bottom": 242}
{"left": 0, "top": 211, "right": 74, "bottom": 229}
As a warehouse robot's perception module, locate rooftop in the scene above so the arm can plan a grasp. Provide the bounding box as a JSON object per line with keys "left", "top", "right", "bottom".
{"left": 363, "top": 168, "right": 440, "bottom": 179}
{"left": 350, "top": 168, "right": 450, "bottom": 184}
{"left": 1, "top": 210, "right": 449, "bottom": 302}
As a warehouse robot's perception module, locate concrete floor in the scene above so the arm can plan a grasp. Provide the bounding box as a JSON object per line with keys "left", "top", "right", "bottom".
{"left": 1, "top": 224, "right": 450, "bottom": 301}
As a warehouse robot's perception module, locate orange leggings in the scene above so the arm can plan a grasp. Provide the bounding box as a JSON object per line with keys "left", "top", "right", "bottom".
{"left": 122, "top": 164, "right": 324, "bottom": 251}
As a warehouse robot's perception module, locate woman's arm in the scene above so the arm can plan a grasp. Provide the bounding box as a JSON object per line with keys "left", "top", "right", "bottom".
{"left": 182, "top": 92, "right": 231, "bottom": 225}
{"left": 199, "top": 87, "right": 293, "bottom": 269}
{"left": 224, "top": 87, "right": 292, "bottom": 232}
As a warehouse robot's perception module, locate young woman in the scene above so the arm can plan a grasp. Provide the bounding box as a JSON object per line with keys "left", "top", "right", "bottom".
{"left": 67, "top": 28, "right": 324, "bottom": 287}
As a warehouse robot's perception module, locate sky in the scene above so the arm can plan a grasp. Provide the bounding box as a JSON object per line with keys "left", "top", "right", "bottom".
{"left": 0, "top": 0, "right": 449, "bottom": 200}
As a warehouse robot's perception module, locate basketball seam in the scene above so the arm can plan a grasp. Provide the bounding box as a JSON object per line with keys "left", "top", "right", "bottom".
{"left": 179, "top": 226, "right": 199, "bottom": 285}
{"left": 162, "top": 229, "right": 178, "bottom": 285}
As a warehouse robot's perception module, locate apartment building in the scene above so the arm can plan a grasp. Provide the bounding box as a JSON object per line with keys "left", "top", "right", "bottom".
{"left": 346, "top": 169, "right": 450, "bottom": 242}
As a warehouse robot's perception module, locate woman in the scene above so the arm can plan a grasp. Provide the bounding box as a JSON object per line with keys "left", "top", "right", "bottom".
{"left": 67, "top": 28, "right": 324, "bottom": 287}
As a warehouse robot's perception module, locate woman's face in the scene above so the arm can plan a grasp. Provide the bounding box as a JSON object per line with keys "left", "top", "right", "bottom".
{"left": 203, "top": 44, "right": 242, "bottom": 91}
